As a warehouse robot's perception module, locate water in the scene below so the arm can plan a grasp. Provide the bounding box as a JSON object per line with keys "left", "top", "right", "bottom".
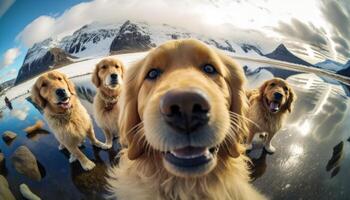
{"left": 0, "top": 64, "right": 349, "bottom": 200}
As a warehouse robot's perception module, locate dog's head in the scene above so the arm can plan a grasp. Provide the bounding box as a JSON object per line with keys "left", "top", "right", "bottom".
{"left": 259, "top": 78, "right": 296, "bottom": 113}
{"left": 31, "top": 71, "right": 76, "bottom": 112}
{"left": 92, "top": 58, "right": 124, "bottom": 90}
{"left": 118, "top": 39, "right": 248, "bottom": 178}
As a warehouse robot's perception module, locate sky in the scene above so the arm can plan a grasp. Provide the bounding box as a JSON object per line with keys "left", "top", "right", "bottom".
{"left": 0, "top": 0, "right": 349, "bottom": 83}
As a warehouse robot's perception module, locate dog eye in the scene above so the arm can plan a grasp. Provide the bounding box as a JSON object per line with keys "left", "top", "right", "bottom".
{"left": 202, "top": 64, "right": 217, "bottom": 74}
{"left": 270, "top": 83, "right": 276, "bottom": 87}
{"left": 115, "top": 65, "right": 119, "bottom": 69}
{"left": 58, "top": 77, "right": 62, "bottom": 81}
{"left": 146, "top": 69, "right": 162, "bottom": 80}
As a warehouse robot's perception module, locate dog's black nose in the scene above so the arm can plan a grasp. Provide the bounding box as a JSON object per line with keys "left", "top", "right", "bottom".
{"left": 110, "top": 74, "right": 118, "bottom": 80}
{"left": 274, "top": 92, "right": 283, "bottom": 100}
{"left": 160, "top": 88, "right": 210, "bottom": 133}
{"left": 56, "top": 88, "right": 67, "bottom": 98}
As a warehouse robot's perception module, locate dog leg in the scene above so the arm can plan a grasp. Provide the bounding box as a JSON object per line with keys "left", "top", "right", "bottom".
{"left": 246, "top": 132, "right": 255, "bottom": 151}
{"left": 87, "top": 126, "right": 109, "bottom": 150}
{"left": 103, "top": 128, "right": 113, "bottom": 149}
{"left": 66, "top": 146, "right": 95, "bottom": 171}
{"left": 264, "top": 132, "right": 276, "bottom": 153}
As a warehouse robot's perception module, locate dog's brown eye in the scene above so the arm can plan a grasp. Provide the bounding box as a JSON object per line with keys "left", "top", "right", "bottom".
{"left": 202, "top": 64, "right": 217, "bottom": 75}
{"left": 270, "top": 83, "right": 276, "bottom": 87}
{"left": 115, "top": 65, "right": 119, "bottom": 69}
{"left": 146, "top": 69, "right": 162, "bottom": 80}
{"left": 58, "top": 77, "right": 62, "bottom": 81}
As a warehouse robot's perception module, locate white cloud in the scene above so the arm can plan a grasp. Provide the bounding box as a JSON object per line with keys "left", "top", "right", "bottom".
{"left": 1, "top": 48, "right": 20, "bottom": 69}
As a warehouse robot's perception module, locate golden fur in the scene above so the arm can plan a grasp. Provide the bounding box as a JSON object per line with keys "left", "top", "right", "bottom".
{"left": 92, "top": 57, "right": 124, "bottom": 148}
{"left": 107, "top": 39, "right": 266, "bottom": 200}
{"left": 31, "top": 71, "right": 108, "bottom": 171}
{"left": 246, "top": 78, "right": 296, "bottom": 153}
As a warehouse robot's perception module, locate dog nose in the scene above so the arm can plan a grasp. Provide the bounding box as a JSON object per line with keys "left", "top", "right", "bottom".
{"left": 110, "top": 74, "right": 118, "bottom": 80}
{"left": 274, "top": 92, "right": 283, "bottom": 100}
{"left": 56, "top": 88, "right": 67, "bottom": 98}
{"left": 160, "top": 88, "right": 210, "bottom": 133}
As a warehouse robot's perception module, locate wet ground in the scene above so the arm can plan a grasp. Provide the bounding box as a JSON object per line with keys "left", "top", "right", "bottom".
{"left": 0, "top": 62, "right": 350, "bottom": 199}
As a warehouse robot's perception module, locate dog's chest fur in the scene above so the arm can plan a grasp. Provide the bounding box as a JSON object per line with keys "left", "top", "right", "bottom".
{"left": 248, "top": 99, "right": 286, "bottom": 134}
{"left": 44, "top": 102, "right": 90, "bottom": 144}
{"left": 93, "top": 92, "right": 119, "bottom": 132}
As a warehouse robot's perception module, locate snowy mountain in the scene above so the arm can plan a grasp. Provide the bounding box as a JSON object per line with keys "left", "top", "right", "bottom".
{"left": 15, "top": 20, "right": 273, "bottom": 84}
{"left": 315, "top": 59, "right": 344, "bottom": 72}
{"left": 264, "top": 44, "right": 314, "bottom": 67}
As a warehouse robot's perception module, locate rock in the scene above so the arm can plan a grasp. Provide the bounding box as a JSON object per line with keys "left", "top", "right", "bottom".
{"left": 2, "top": 131, "right": 17, "bottom": 142}
{"left": 20, "top": 183, "right": 41, "bottom": 200}
{"left": 0, "top": 175, "right": 16, "bottom": 200}
{"left": 24, "top": 120, "right": 45, "bottom": 134}
{"left": 11, "top": 146, "right": 42, "bottom": 181}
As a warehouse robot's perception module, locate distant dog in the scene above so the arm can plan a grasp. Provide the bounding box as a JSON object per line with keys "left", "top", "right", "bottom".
{"left": 92, "top": 58, "right": 124, "bottom": 149}
{"left": 246, "top": 78, "right": 296, "bottom": 153}
{"left": 107, "top": 39, "right": 266, "bottom": 200}
{"left": 31, "top": 71, "right": 108, "bottom": 171}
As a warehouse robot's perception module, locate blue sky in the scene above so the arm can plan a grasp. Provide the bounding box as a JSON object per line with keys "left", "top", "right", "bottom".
{"left": 0, "top": 0, "right": 86, "bottom": 83}
{"left": 0, "top": 0, "right": 349, "bottom": 84}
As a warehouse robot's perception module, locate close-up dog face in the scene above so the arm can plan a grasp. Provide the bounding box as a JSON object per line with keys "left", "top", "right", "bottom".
{"left": 92, "top": 58, "right": 124, "bottom": 89}
{"left": 259, "top": 78, "right": 296, "bottom": 113}
{"left": 119, "top": 39, "right": 248, "bottom": 178}
{"left": 31, "top": 71, "right": 76, "bottom": 112}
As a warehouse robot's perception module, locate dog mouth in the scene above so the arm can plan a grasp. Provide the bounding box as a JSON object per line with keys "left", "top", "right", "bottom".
{"left": 56, "top": 97, "right": 71, "bottom": 109}
{"left": 265, "top": 98, "right": 280, "bottom": 113}
{"left": 164, "top": 146, "right": 218, "bottom": 168}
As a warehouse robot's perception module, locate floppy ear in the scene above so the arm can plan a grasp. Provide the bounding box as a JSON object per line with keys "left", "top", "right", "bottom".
{"left": 219, "top": 53, "right": 249, "bottom": 158}
{"left": 31, "top": 81, "right": 46, "bottom": 108}
{"left": 118, "top": 61, "right": 146, "bottom": 160}
{"left": 286, "top": 87, "right": 296, "bottom": 113}
{"left": 62, "top": 74, "right": 76, "bottom": 95}
{"left": 259, "top": 81, "right": 269, "bottom": 101}
{"left": 92, "top": 64, "right": 101, "bottom": 87}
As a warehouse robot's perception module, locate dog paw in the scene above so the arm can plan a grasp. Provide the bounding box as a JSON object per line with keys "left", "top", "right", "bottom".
{"left": 58, "top": 144, "right": 65, "bottom": 150}
{"left": 264, "top": 144, "right": 276, "bottom": 153}
{"left": 246, "top": 143, "right": 253, "bottom": 151}
{"left": 69, "top": 155, "right": 77, "bottom": 163}
{"left": 81, "top": 160, "right": 95, "bottom": 171}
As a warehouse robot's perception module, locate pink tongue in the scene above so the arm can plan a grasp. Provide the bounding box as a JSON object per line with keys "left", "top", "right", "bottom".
{"left": 269, "top": 102, "right": 279, "bottom": 111}
{"left": 173, "top": 146, "right": 206, "bottom": 156}
{"left": 60, "top": 103, "right": 70, "bottom": 109}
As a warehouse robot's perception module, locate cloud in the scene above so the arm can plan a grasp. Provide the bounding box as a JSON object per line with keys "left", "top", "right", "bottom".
{"left": 0, "top": 48, "right": 20, "bottom": 69}
{"left": 0, "top": 0, "right": 15, "bottom": 18}
{"left": 273, "top": 18, "right": 328, "bottom": 47}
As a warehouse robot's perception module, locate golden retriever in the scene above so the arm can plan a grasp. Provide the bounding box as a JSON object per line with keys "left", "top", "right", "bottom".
{"left": 107, "top": 39, "right": 266, "bottom": 200}
{"left": 92, "top": 58, "right": 124, "bottom": 149}
{"left": 31, "top": 71, "right": 108, "bottom": 171}
{"left": 246, "top": 78, "right": 296, "bottom": 153}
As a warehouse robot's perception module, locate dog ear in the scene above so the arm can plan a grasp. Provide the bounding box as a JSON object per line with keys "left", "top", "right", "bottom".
{"left": 62, "top": 74, "right": 76, "bottom": 95}
{"left": 219, "top": 53, "right": 249, "bottom": 158}
{"left": 118, "top": 61, "right": 146, "bottom": 160}
{"left": 31, "top": 79, "right": 46, "bottom": 108}
{"left": 92, "top": 64, "right": 101, "bottom": 87}
{"left": 286, "top": 87, "right": 296, "bottom": 113}
{"left": 259, "top": 81, "right": 269, "bottom": 101}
